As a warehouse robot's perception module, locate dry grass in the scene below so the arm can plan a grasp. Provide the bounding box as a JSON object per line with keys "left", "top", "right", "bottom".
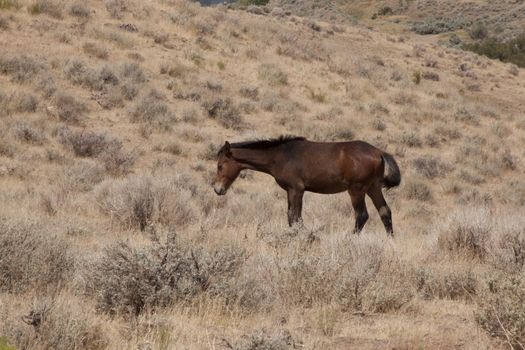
{"left": 0, "top": 0, "right": 524, "bottom": 349}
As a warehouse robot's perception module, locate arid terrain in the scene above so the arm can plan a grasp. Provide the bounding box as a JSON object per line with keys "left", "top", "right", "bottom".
{"left": 0, "top": 0, "right": 524, "bottom": 349}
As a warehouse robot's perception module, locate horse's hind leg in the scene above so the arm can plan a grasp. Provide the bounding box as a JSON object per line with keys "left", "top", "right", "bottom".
{"left": 349, "top": 189, "right": 368, "bottom": 234}
{"left": 367, "top": 184, "right": 393, "bottom": 236}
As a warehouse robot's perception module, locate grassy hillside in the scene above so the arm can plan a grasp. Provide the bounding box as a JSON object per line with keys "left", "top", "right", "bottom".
{"left": 0, "top": 0, "right": 524, "bottom": 349}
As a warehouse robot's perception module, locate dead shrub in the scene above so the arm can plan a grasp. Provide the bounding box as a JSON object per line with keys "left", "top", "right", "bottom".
{"left": 0, "top": 90, "right": 38, "bottom": 115}
{"left": 239, "top": 86, "right": 259, "bottom": 100}
{"left": 400, "top": 132, "right": 422, "bottom": 147}
{"left": 0, "top": 219, "right": 72, "bottom": 293}
{"left": 64, "top": 59, "right": 119, "bottom": 91}
{"left": 119, "top": 61, "right": 146, "bottom": 83}
{"left": 477, "top": 274, "right": 525, "bottom": 348}
{"left": 362, "top": 271, "right": 414, "bottom": 312}
{"left": 202, "top": 97, "right": 244, "bottom": 130}
{"left": 491, "top": 227, "right": 525, "bottom": 273}
{"left": 61, "top": 159, "right": 105, "bottom": 192}
{"left": 438, "top": 209, "right": 491, "bottom": 259}
{"left": 84, "top": 238, "right": 245, "bottom": 316}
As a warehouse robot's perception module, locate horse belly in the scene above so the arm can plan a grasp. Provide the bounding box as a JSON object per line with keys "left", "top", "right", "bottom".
{"left": 304, "top": 174, "right": 349, "bottom": 194}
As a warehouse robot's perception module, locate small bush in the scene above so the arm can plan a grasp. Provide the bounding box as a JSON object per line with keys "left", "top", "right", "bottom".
{"left": 82, "top": 42, "right": 108, "bottom": 59}
{"left": 492, "top": 228, "right": 525, "bottom": 272}
{"left": 104, "top": 0, "right": 125, "bottom": 18}
{"left": 130, "top": 89, "right": 174, "bottom": 124}
{"left": 54, "top": 92, "right": 88, "bottom": 123}
{"left": 477, "top": 275, "right": 525, "bottom": 348}
{"left": 413, "top": 156, "right": 445, "bottom": 179}
{"left": 225, "top": 328, "right": 296, "bottom": 350}
{"left": 70, "top": 1, "right": 90, "bottom": 18}
{"left": 12, "top": 123, "right": 45, "bottom": 145}
{"left": 411, "top": 18, "right": 468, "bottom": 35}
{"left": 405, "top": 180, "right": 432, "bottom": 201}
{"left": 4, "top": 298, "right": 107, "bottom": 350}
{"left": 0, "top": 15, "right": 8, "bottom": 30}
{"left": 415, "top": 266, "right": 477, "bottom": 300}
{"left": 64, "top": 59, "right": 119, "bottom": 91}
{"left": 258, "top": 63, "right": 288, "bottom": 85}
{"left": 239, "top": 86, "right": 259, "bottom": 100}
{"left": 0, "top": 54, "right": 42, "bottom": 83}
{"left": 201, "top": 97, "right": 243, "bottom": 130}
{"left": 0, "top": 91, "right": 38, "bottom": 115}
{"left": 400, "top": 132, "right": 422, "bottom": 147}
{"left": 28, "top": 0, "right": 62, "bottom": 18}
{"left": 464, "top": 33, "right": 525, "bottom": 68}
{"left": 84, "top": 238, "right": 245, "bottom": 315}
{"left": 469, "top": 22, "right": 488, "bottom": 40}
{"left": 0, "top": 0, "right": 20, "bottom": 10}
{"left": 438, "top": 209, "right": 491, "bottom": 259}
{"left": 238, "top": 0, "right": 269, "bottom": 5}
{"left": 0, "top": 219, "right": 72, "bottom": 293}
{"left": 59, "top": 128, "right": 120, "bottom": 158}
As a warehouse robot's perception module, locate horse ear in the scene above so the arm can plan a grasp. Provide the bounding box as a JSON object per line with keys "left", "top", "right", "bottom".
{"left": 224, "top": 141, "right": 232, "bottom": 157}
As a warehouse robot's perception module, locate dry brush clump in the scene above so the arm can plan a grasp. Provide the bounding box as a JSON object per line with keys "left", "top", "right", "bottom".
{"left": 0, "top": 219, "right": 72, "bottom": 294}
{"left": 130, "top": 89, "right": 175, "bottom": 126}
{"left": 0, "top": 90, "right": 38, "bottom": 116}
{"left": 53, "top": 92, "right": 88, "bottom": 124}
{"left": 0, "top": 297, "right": 107, "bottom": 350}
{"left": 83, "top": 237, "right": 246, "bottom": 316}
{"left": 0, "top": 54, "right": 43, "bottom": 83}
{"left": 94, "top": 174, "right": 197, "bottom": 230}
{"left": 201, "top": 96, "right": 244, "bottom": 130}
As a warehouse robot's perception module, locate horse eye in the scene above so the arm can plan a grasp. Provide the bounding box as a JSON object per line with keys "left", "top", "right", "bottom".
{"left": 218, "top": 165, "right": 223, "bottom": 171}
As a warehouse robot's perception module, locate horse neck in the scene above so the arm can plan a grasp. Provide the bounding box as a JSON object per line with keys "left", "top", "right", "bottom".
{"left": 231, "top": 147, "right": 279, "bottom": 174}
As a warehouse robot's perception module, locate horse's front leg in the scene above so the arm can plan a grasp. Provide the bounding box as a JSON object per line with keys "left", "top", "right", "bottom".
{"left": 286, "top": 189, "right": 304, "bottom": 227}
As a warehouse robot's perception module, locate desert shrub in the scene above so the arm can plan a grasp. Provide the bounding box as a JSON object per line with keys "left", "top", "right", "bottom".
{"left": 0, "top": 15, "right": 8, "bottom": 30}
{"left": 58, "top": 128, "right": 120, "bottom": 158}
{"left": 61, "top": 159, "right": 105, "bottom": 192}
{"left": 400, "top": 132, "right": 422, "bottom": 147}
{"left": 411, "top": 18, "right": 468, "bottom": 35}
{"left": 404, "top": 180, "right": 432, "bottom": 201}
{"left": 201, "top": 97, "right": 243, "bottom": 130}
{"left": 12, "top": 123, "right": 45, "bottom": 144}
{"left": 64, "top": 59, "right": 119, "bottom": 91}
{"left": 225, "top": 328, "right": 297, "bottom": 350}
{"left": 0, "top": 54, "right": 42, "bottom": 83}
{"left": 412, "top": 156, "right": 446, "bottom": 179}
{"left": 438, "top": 209, "right": 491, "bottom": 259}
{"left": 464, "top": 33, "right": 525, "bottom": 68}
{"left": 130, "top": 89, "right": 174, "bottom": 125}
{"left": 119, "top": 61, "right": 145, "bottom": 83}
{"left": 415, "top": 266, "right": 477, "bottom": 300}
{"left": 0, "top": 219, "right": 72, "bottom": 293}
{"left": 58, "top": 128, "right": 134, "bottom": 175}
{"left": 0, "top": 0, "right": 20, "bottom": 10}
{"left": 94, "top": 174, "right": 196, "bottom": 230}
{"left": 28, "top": 0, "right": 62, "bottom": 18}
{"left": 477, "top": 275, "right": 525, "bottom": 348}
{"left": 258, "top": 63, "right": 288, "bottom": 85}
{"left": 82, "top": 42, "right": 108, "bottom": 59}
{"left": 362, "top": 271, "right": 414, "bottom": 312}
{"left": 422, "top": 71, "right": 440, "bottom": 81}
{"left": 70, "top": 1, "right": 90, "bottom": 18}
{"left": 37, "top": 74, "right": 57, "bottom": 98}
{"left": 2, "top": 298, "right": 107, "bottom": 350}
{"left": 84, "top": 238, "right": 245, "bottom": 316}
{"left": 239, "top": 86, "right": 259, "bottom": 100}
{"left": 104, "top": 0, "right": 125, "bottom": 18}
{"left": 469, "top": 22, "right": 488, "bottom": 40}
{"left": 0, "top": 91, "right": 38, "bottom": 115}
{"left": 54, "top": 92, "right": 88, "bottom": 123}
{"left": 491, "top": 227, "right": 525, "bottom": 272}
{"left": 238, "top": 0, "right": 269, "bottom": 5}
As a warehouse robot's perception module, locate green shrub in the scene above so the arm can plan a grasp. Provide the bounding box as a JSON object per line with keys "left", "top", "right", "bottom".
{"left": 464, "top": 33, "right": 525, "bottom": 68}
{"left": 411, "top": 18, "right": 468, "bottom": 35}
{"left": 238, "top": 0, "right": 269, "bottom": 6}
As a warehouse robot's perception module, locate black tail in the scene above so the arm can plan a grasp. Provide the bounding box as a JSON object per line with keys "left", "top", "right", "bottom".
{"left": 382, "top": 152, "right": 401, "bottom": 189}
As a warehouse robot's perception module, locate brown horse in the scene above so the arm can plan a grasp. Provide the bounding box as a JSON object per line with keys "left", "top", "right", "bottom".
{"left": 213, "top": 136, "right": 401, "bottom": 236}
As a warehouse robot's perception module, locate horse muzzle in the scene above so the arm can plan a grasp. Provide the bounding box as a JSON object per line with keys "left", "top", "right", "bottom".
{"left": 213, "top": 183, "right": 227, "bottom": 196}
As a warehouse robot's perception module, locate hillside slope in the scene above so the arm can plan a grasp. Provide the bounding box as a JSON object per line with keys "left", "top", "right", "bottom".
{"left": 0, "top": 0, "right": 524, "bottom": 349}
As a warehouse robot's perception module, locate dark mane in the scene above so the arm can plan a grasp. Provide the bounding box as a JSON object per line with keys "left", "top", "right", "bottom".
{"left": 230, "top": 135, "right": 306, "bottom": 150}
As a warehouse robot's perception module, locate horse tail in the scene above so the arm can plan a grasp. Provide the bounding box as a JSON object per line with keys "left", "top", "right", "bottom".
{"left": 381, "top": 152, "right": 401, "bottom": 190}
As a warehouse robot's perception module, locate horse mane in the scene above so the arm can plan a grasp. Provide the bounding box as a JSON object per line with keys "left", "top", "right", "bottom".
{"left": 230, "top": 135, "right": 306, "bottom": 150}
